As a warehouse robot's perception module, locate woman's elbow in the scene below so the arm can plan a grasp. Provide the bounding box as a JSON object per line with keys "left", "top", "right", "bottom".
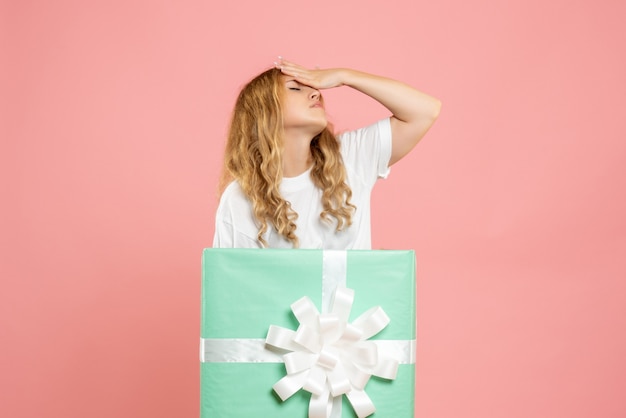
{"left": 430, "top": 98, "right": 442, "bottom": 120}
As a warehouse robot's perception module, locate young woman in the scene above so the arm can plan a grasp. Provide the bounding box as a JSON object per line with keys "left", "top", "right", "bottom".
{"left": 213, "top": 58, "right": 441, "bottom": 249}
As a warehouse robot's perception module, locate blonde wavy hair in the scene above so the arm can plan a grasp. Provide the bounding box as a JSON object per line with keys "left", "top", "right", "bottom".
{"left": 219, "top": 67, "right": 355, "bottom": 247}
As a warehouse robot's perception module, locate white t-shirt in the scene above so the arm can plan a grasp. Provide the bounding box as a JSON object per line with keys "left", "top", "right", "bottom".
{"left": 213, "top": 118, "right": 392, "bottom": 249}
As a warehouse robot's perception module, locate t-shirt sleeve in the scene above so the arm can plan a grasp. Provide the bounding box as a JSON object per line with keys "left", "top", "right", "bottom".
{"left": 212, "top": 183, "right": 263, "bottom": 248}
{"left": 338, "top": 118, "right": 392, "bottom": 187}
{"left": 213, "top": 217, "right": 237, "bottom": 248}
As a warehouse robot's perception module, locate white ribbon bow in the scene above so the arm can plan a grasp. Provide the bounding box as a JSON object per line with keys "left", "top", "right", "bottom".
{"left": 265, "top": 286, "right": 399, "bottom": 418}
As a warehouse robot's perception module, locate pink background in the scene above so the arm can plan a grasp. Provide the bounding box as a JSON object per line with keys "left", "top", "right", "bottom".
{"left": 2, "top": 0, "right": 625, "bottom": 417}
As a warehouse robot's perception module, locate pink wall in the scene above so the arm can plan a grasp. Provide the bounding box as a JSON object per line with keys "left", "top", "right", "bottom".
{"left": 2, "top": 0, "right": 625, "bottom": 417}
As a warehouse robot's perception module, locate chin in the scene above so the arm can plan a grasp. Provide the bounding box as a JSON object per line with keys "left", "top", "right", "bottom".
{"left": 312, "top": 123, "right": 328, "bottom": 137}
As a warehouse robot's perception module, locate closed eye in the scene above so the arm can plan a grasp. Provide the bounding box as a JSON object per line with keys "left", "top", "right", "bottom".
{"left": 288, "top": 87, "right": 301, "bottom": 91}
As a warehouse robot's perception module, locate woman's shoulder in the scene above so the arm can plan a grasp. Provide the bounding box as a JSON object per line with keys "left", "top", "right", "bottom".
{"left": 213, "top": 180, "right": 261, "bottom": 247}
{"left": 338, "top": 117, "right": 391, "bottom": 144}
{"left": 221, "top": 180, "right": 244, "bottom": 199}
{"left": 337, "top": 118, "right": 392, "bottom": 183}
{"left": 216, "top": 181, "right": 252, "bottom": 214}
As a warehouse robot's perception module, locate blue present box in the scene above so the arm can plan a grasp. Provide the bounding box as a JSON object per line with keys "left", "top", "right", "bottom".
{"left": 200, "top": 249, "right": 416, "bottom": 417}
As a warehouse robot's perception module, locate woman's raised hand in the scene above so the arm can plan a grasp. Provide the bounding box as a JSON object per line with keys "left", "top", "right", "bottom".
{"left": 275, "top": 56, "right": 442, "bottom": 166}
{"left": 275, "top": 57, "right": 346, "bottom": 90}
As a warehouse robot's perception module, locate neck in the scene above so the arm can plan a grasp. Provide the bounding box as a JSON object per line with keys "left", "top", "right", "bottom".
{"left": 282, "top": 130, "right": 313, "bottom": 178}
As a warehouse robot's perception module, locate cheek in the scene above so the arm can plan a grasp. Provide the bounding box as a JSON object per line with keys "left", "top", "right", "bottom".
{"left": 281, "top": 105, "right": 298, "bottom": 126}
{"left": 282, "top": 94, "right": 297, "bottom": 110}
{"left": 280, "top": 97, "right": 292, "bottom": 115}
{"left": 281, "top": 97, "right": 303, "bottom": 121}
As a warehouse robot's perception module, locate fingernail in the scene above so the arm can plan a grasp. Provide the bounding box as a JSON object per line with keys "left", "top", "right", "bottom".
{"left": 278, "top": 55, "right": 283, "bottom": 60}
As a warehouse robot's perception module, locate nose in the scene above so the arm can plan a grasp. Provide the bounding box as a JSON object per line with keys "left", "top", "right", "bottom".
{"left": 309, "top": 88, "right": 320, "bottom": 100}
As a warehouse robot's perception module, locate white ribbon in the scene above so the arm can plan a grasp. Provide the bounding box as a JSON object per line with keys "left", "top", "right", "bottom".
{"left": 266, "top": 285, "right": 402, "bottom": 418}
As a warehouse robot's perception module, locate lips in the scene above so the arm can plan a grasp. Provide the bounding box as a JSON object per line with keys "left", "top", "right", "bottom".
{"left": 310, "top": 102, "right": 324, "bottom": 109}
